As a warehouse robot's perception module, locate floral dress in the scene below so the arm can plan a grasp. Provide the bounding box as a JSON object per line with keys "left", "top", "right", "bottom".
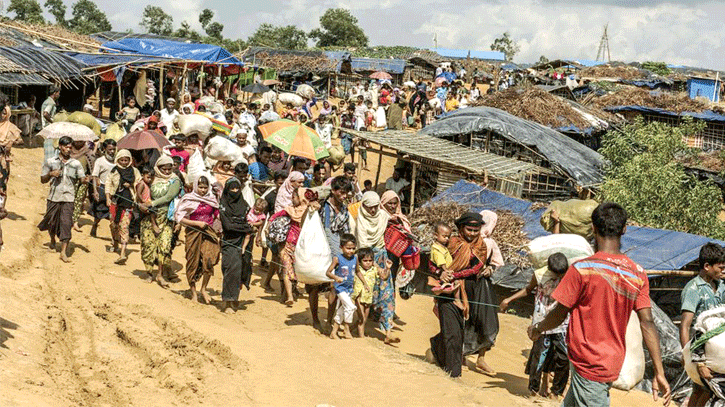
{"left": 140, "top": 178, "right": 180, "bottom": 271}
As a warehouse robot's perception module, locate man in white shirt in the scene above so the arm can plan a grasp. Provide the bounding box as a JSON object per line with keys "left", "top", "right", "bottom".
{"left": 262, "top": 88, "right": 277, "bottom": 111}
{"left": 234, "top": 130, "right": 257, "bottom": 162}
{"left": 385, "top": 169, "right": 411, "bottom": 196}
{"left": 159, "top": 98, "right": 179, "bottom": 132}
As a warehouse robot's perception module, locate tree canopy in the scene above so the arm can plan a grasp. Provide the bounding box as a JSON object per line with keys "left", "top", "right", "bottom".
{"left": 67, "top": 0, "right": 112, "bottom": 35}
{"left": 7, "top": 0, "right": 45, "bottom": 24}
{"left": 44, "top": 0, "right": 66, "bottom": 26}
{"left": 140, "top": 5, "right": 173, "bottom": 36}
{"left": 247, "top": 23, "right": 308, "bottom": 49}
{"left": 599, "top": 117, "right": 725, "bottom": 239}
{"left": 309, "top": 8, "right": 368, "bottom": 48}
{"left": 490, "top": 32, "right": 520, "bottom": 61}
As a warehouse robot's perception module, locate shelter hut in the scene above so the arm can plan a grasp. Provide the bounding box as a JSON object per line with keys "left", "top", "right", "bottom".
{"left": 350, "top": 57, "right": 407, "bottom": 86}
{"left": 688, "top": 76, "right": 722, "bottom": 102}
{"left": 418, "top": 106, "right": 605, "bottom": 200}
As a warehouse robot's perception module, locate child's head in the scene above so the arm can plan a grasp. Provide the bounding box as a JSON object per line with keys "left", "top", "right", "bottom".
{"left": 591, "top": 202, "right": 627, "bottom": 239}
{"left": 187, "top": 134, "right": 199, "bottom": 145}
{"left": 196, "top": 176, "right": 210, "bottom": 196}
{"left": 171, "top": 134, "right": 186, "bottom": 148}
{"left": 434, "top": 222, "right": 452, "bottom": 246}
{"left": 547, "top": 253, "right": 569, "bottom": 276}
{"left": 274, "top": 173, "right": 285, "bottom": 188}
{"left": 358, "top": 247, "right": 374, "bottom": 270}
{"left": 253, "top": 197, "right": 268, "bottom": 213}
{"left": 234, "top": 162, "right": 249, "bottom": 182}
{"left": 171, "top": 155, "right": 182, "bottom": 170}
{"left": 126, "top": 96, "right": 136, "bottom": 107}
{"left": 699, "top": 242, "right": 725, "bottom": 280}
{"left": 363, "top": 179, "right": 373, "bottom": 190}
{"left": 340, "top": 234, "right": 357, "bottom": 258}
{"left": 141, "top": 166, "right": 154, "bottom": 184}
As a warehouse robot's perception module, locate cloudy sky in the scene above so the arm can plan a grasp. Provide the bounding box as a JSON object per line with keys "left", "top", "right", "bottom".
{"left": 28, "top": 0, "right": 725, "bottom": 70}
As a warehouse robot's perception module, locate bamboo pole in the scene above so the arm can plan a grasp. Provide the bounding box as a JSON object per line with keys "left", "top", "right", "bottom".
{"left": 179, "top": 63, "right": 188, "bottom": 104}
{"left": 215, "top": 65, "right": 222, "bottom": 99}
{"left": 646, "top": 270, "right": 698, "bottom": 277}
{"left": 409, "top": 163, "right": 417, "bottom": 214}
{"left": 117, "top": 81, "right": 123, "bottom": 117}
{"left": 374, "top": 144, "right": 383, "bottom": 187}
{"left": 159, "top": 65, "right": 164, "bottom": 109}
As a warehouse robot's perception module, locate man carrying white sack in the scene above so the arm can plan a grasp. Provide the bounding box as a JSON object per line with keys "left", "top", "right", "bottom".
{"left": 528, "top": 202, "right": 671, "bottom": 407}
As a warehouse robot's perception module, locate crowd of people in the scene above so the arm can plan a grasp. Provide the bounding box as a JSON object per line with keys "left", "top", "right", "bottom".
{"left": 8, "top": 70, "right": 725, "bottom": 407}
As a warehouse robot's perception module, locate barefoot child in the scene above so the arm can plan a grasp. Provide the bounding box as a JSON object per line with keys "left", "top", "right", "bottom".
{"left": 326, "top": 233, "right": 358, "bottom": 339}
{"left": 352, "top": 247, "right": 376, "bottom": 337}
{"left": 105, "top": 149, "right": 140, "bottom": 264}
{"left": 134, "top": 166, "right": 160, "bottom": 235}
{"left": 501, "top": 253, "right": 570, "bottom": 399}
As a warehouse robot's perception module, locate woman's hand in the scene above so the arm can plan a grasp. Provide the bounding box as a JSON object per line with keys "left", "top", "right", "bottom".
{"left": 138, "top": 203, "right": 149, "bottom": 213}
{"left": 481, "top": 267, "right": 493, "bottom": 278}
{"left": 440, "top": 270, "right": 453, "bottom": 283}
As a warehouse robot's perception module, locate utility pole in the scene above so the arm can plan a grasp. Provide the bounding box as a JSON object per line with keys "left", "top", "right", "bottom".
{"left": 433, "top": 33, "right": 438, "bottom": 49}
{"left": 596, "top": 23, "right": 611, "bottom": 62}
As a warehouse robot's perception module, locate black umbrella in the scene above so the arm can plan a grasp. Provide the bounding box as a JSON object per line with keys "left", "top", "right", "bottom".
{"left": 241, "top": 83, "right": 271, "bottom": 94}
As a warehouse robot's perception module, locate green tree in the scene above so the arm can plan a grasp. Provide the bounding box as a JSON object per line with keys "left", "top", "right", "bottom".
{"left": 68, "top": 0, "right": 112, "bottom": 34}
{"left": 490, "top": 32, "right": 520, "bottom": 61}
{"left": 44, "top": 0, "right": 67, "bottom": 26}
{"left": 599, "top": 117, "right": 725, "bottom": 239}
{"left": 538, "top": 55, "right": 549, "bottom": 64}
{"left": 198, "top": 8, "right": 214, "bottom": 29}
{"left": 7, "top": 0, "right": 45, "bottom": 24}
{"left": 309, "top": 8, "right": 368, "bottom": 48}
{"left": 197, "top": 8, "right": 223, "bottom": 40}
{"left": 140, "top": 5, "right": 173, "bottom": 36}
{"left": 248, "top": 23, "right": 307, "bottom": 49}
{"left": 174, "top": 20, "right": 202, "bottom": 42}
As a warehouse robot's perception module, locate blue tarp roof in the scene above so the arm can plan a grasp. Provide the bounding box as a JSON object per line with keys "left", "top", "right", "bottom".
{"left": 101, "top": 38, "right": 241, "bottom": 65}
{"left": 619, "top": 79, "right": 673, "bottom": 89}
{"left": 66, "top": 52, "right": 174, "bottom": 67}
{"left": 350, "top": 57, "right": 407, "bottom": 74}
{"left": 606, "top": 105, "right": 725, "bottom": 124}
{"left": 323, "top": 50, "right": 351, "bottom": 73}
{"left": 433, "top": 180, "right": 725, "bottom": 270}
{"left": 431, "top": 48, "right": 505, "bottom": 61}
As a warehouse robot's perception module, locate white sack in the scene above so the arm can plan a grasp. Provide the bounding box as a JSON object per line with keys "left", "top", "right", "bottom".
{"left": 295, "top": 84, "right": 315, "bottom": 99}
{"left": 612, "top": 311, "right": 645, "bottom": 390}
{"left": 186, "top": 149, "right": 216, "bottom": 186}
{"left": 178, "top": 114, "right": 212, "bottom": 138}
{"left": 527, "top": 234, "right": 594, "bottom": 270}
{"left": 204, "top": 135, "right": 245, "bottom": 163}
{"left": 294, "top": 211, "right": 333, "bottom": 285}
{"left": 278, "top": 92, "right": 304, "bottom": 107}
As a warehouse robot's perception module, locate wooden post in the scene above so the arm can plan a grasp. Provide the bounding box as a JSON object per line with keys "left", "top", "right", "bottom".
{"left": 118, "top": 81, "right": 123, "bottom": 115}
{"left": 179, "top": 63, "right": 188, "bottom": 104}
{"left": 98, "top": 83, "right": 104, "bottom": 119}
{"left": 409, "top": 163, "right": 418, "bottom": 214}
{"left": 327, "top": 75, "right": 331, "bottom": 99}
{"left": 215, "top": 65, "right": 222, "bottom": 99}
{"left": 159, "top": 65, "right": 164, "bottom": 109}
{"left": 374, "top": 144, "right": 383, "bottom": 187}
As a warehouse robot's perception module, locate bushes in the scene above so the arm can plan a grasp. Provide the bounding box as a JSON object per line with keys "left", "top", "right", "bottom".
{"left": 599, "top": 117, "right": 725, "bottom": 239}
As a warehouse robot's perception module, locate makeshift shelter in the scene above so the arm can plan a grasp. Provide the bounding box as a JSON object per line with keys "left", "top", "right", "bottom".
{"left": 102, "top": 38, "right": 242, "bottom": 65}
{"left": 350, "top": 57, "right": 407, "bottom": 85}
{"left": 688, "top": 76, "right": 721, "bottom": 102}
{"left": 419, "top": 106, "right": 604, "bottom": 198}
{"left": 341, "top": 128, "right": 543, "bottom": 207}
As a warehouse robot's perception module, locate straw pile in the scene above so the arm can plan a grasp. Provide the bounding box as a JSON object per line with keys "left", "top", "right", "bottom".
{"left": 580, "top": 64, "right": 647, "bottom": 80}
{"left": 679, "top": 151, "right": 725, "bottom": 173}
{"left": 253, "top": 52, "right": 337, "bottom": 73}
{"left": 589, "top": 87, "right": 724, "bottom": 114}
{"left": 470, "top": 87, "right": 594, "bottom": 129}
{"left": 410, "top": 202, "right": 531, "bottom": 268}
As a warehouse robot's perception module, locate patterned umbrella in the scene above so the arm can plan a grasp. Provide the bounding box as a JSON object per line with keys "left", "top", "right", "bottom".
{"left": 117, "top": 130, "right": 172, "bottom": 151}
{"left": 37, "top": 122, "right": 98, "bottom": 141}
{"left": 259, "top": 119, "right": 329, "bottom": 161}
{"left": 370, "top": 71, "right": 392, "bottom": 80}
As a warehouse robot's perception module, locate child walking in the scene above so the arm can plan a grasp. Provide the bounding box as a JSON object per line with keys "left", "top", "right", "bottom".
{"left": 352, "top": 247, "right": 377, "bottom": 338}
{"left": 105, "top": 149, "right": 140, "bottom": 264}
{"left": 500, "top": 253, "right": 570, "bottom": 399}
{"left": 134, "top": 166, "right": 159, "bottom": 234}
{"left": 326, "top": 233, "right": 358, "bottom": 339}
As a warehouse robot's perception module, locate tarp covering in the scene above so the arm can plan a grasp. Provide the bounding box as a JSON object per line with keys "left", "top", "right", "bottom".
{"left": 350, "top": 57, "right": 407, "bottom": 74}
{"left": 606, "top": 105, "right": 725, "bottom": 124}
{"left": 0, "top": 46, "right": 85, "bottom": 80}
{"left": 419, "top": 106, "right": 605, "bottom": 186}
{"left": 102, "top": 38, "right": 241, "bottom": 65}
{"left": 433, "top": 180, "right": 725, "bottom": 271}
{"left": 66, "top": 52, "right": 173, "bottom": 67}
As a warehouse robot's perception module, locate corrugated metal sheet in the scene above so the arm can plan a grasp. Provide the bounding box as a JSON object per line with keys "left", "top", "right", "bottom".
{"left": 430, "top": 48, "right": 505, "bottom": 61}
{"left": 350, "top": 57, "right": 407, "bottom": 74}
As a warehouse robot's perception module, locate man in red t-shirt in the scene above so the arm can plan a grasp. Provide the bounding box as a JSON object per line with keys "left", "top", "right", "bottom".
{"left": 528, "top": 202, "right": 671, "bottom": 407}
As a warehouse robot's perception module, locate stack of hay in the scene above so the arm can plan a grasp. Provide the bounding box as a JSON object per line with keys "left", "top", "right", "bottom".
{"left": 589, "top": 87, "right": 725, "bottom": 115}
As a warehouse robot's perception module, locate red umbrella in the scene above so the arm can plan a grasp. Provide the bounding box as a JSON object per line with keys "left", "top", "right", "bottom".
{"left": 370, "top": 71, "right": 392, "bottom": 80}
{"left": 117, "top": 130, "right": 171, "bottom": 151}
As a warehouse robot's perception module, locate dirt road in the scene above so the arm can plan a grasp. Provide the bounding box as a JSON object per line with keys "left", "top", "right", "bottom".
{"left": 0, "top": 147, "right": 664, "bottom": 406}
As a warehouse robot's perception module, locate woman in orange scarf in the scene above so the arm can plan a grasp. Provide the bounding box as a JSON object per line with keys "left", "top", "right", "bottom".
{"left": 430, "top": 212, "right": 498, "bottom": 378}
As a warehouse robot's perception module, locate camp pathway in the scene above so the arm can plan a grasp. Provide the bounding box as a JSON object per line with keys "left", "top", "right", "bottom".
{"left": 0, "top": 146, "right": 663, "bottom": 406}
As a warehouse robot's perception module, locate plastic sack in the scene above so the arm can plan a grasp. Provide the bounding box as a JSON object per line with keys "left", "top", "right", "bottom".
{"left": 186, "top": 150, "right": 216, "bottom": 187}
{"left": 684, "top": 306, "right": 725, "bottom": 376}
{"left": 540, "top": 199, "right": 599, "bottom": 239}
{"left": 278, "top": 93, "right": 304, "bottom": 107}
{"left": 294, "top": 211, "right": 333, "bottom": 285}
{"left": 295, "top": 84, "right": 315, "bottom": 99}
{"left": 242, "top": 180, "right": 255, "bottom": 209}
{"left": 613, "top": 311, "right": 646, "bottom": 390}
{"left": 103, "top": 122, "right": 126, "bottom": 142}
{"left": 204, "top": 135, "right": 245, "bottom": 162}
{"left": 527, "top": 233, "right": 593, "bottom": 269}
{"left": 67, "top": 111, "right": 101, "bottom": 136}
{"left": 178, "top": 114, "right": 213, "bottom": 138}
{"left": 52, "top": 111, "right": 69, "bottom": 123}
{"left": 326, "top": 145, "right": 345, "bottom": 166}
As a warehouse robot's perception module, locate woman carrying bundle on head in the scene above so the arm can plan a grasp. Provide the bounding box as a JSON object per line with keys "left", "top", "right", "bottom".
{"left": 174, "top": 175, "right": 222, "bottom": 304}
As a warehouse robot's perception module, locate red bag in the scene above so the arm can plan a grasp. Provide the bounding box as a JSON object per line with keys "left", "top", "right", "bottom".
{"left": 401, "top": 246, "right": 421, "bottom": 270}
{"left": 384, "top": 224, "right": 411, "bottom": 257}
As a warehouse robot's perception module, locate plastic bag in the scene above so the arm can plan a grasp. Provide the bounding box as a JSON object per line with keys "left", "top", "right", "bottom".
{"left": 278, "top": 93, "right": 304, "bottom": 107}
{"left": 327, "top": 145, "right": 345, "bottom": 166}
{"left": 294, "top": 211, "right": 333, "bottom": 285}
{"left": 103, "top": 122, "right": 126, "bottom": 142}
{"left": 204, "top": 135, "right": 245, "bottom": 162}
{"left": 527, "top": 233, "right": 594, "bottom": 269}
{"left": 242, "top": 180, "right": 255, "bottom": 209}
{"left": 613, "top": 311, "right": 646, "bottom": 390}
{"left": 540, "top": 199, "right": 599, "bottom": 239}
{"left": 295, "top": 84, "right": 315, "bottom": 99}
{"left": 186, "top": 150, "right": 215, "bottom": 187}
{"left": 67, "top": 111, "right": 101, "bottom": 136}
{"left": 178, "top": 114, "right": 212, "bottom": 138}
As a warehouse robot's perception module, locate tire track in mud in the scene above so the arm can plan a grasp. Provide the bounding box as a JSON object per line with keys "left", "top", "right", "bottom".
{"left": 41, "top": 251, "right": 249, "bottom": 406}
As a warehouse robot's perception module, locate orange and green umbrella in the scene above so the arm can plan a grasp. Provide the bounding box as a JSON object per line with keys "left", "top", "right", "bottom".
{"left": 259, "top": 119, "right": 329, "bottom": 161}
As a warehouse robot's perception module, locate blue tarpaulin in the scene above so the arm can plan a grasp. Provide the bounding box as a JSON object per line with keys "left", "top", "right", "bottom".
{"left": 66, "top": 52, "right": 174, "bottom": 67}
{"left": 606, "top": 105, "right": 725, "bottom": 124}
{"left": 433, "top": 180, "right": 725, "bottom": 270}
{"left": 101, "top": 38, "right": 241, "bottom": 65}
{"left": 350, "top": 57, "right": 407, "bottom": 74}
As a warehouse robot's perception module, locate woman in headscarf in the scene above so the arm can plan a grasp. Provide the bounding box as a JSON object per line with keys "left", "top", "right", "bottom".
{"left": 319, "top": 100, "right": 332, "bottom": 116}
{"left": 105, "top": 149, "right": 140, "bottom": 264}
{"left": 268, "top": 187, "right": 319, "bottom": 306}
{"left": 138, "top": 155, "right": 182, "bottom": 288}
{"left": 445, "top": 211, "right": 498, "bottom": 376}
{"left": 181, "top": 93, "right": 195, "bottom": 114}
{"left": 380, "top": 190, "right": 414, "bottom": 282}
{"left": 70, "top": 140, "right": 94, "bottom": 231}
{"left": 144, "top": 115, "right": 164, "bottom": 136}
{"left": 273, "top": 171, "right": 305, "bottom": 213}
{"left": 219, "top": 177, "right": 254, "bottom": 313}
{"left": 386, "top": 95, "right": 405, "bottom": 130}
{"left": 175, "top": 175, "right": 221, "bottom": 304}
{"left": 480, "top": 210, "right": 505, "bottom": 268}
{"left": 212, "top": 160, "right": 235, "bottom": 187}
{"left": 352, "top": 191, "right": 399, "bottom": 345}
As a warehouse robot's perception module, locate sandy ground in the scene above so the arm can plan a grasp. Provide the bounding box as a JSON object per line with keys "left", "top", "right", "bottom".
{"left": 0, "top": 146, "right": 667, "bottom": 407}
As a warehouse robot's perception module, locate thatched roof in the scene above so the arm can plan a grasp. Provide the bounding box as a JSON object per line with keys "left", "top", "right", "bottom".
{"left": 0, "top": 19, "right": 101, "bottom": 52}
{"left": 588, "top": 87, "right": 725, "bottom": 115}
